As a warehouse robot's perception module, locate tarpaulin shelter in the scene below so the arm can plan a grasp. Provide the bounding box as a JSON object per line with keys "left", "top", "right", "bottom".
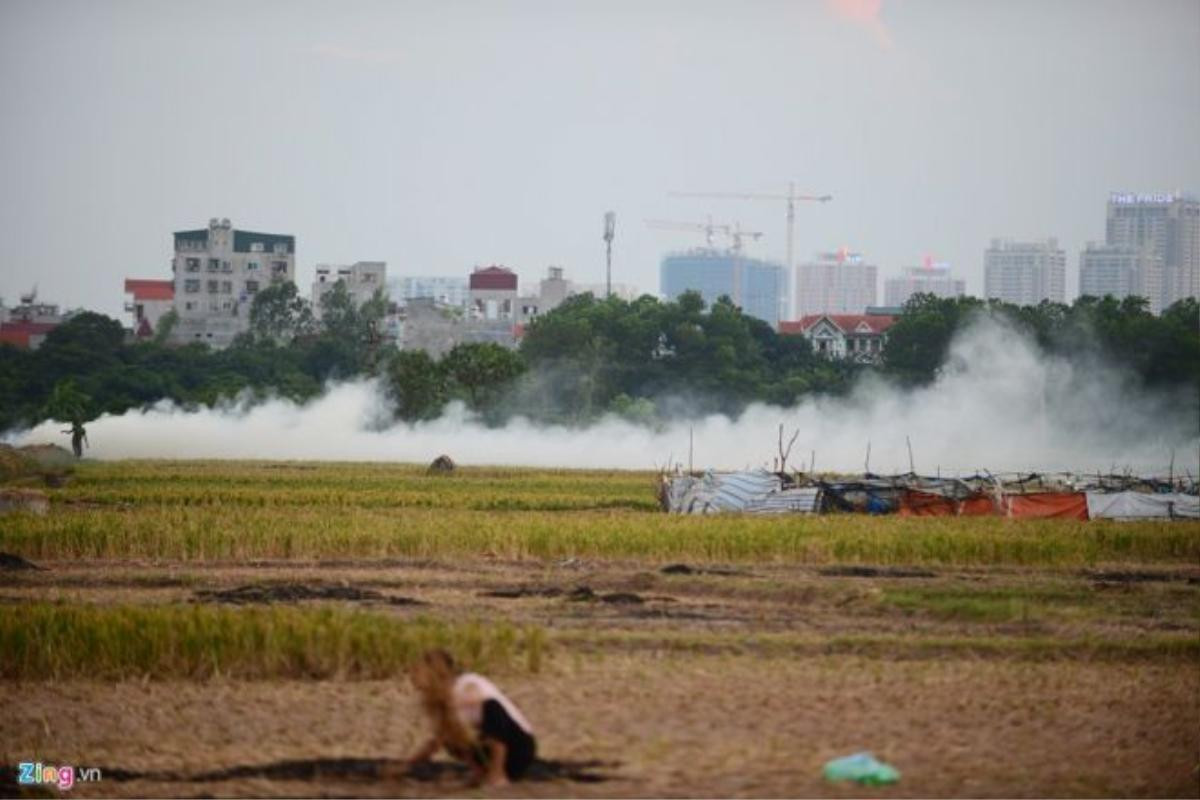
{"left": 1001, "top": 492, "right": 1089, "bottom": 520}
{"left": 662, "top": 470, "right": 822, "bottom": 515}
{"left": 1086, "top": 491, "right": 1200, "bottom": 520}
{"left": 897, "top": 491, "right": 996, "bottom": 517}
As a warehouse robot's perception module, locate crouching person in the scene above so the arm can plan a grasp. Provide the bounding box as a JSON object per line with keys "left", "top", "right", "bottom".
{"left": 408, "top": 649, "right": 537, "bottom": 786}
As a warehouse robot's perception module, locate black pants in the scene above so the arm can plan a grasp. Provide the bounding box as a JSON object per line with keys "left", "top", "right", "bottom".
{"left": 478, "top": 699, "right": 537, "bottom": 779}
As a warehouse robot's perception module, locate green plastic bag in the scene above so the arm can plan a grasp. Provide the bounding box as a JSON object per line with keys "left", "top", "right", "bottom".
{"left": 823, "top": 752, "right": 900, "bottom": 785}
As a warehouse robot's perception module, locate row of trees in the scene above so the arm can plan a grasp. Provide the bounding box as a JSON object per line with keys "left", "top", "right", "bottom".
{"left": 1, "top": 283, "right": 1196, "bottom": 436}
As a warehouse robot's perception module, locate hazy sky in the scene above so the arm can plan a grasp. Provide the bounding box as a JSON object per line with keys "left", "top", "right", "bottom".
{"left": 2, "top": 0, "right": 1198, "bottom": 319}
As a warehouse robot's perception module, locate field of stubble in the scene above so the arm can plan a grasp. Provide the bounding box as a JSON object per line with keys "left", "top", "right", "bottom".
{"left": 1, "top": 461, "right": 1198, "bottom": 798}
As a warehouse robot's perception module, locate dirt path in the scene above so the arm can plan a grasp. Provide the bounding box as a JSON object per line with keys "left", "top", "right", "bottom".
{"left": 2, "top": 657, "right": 1196, "bottom": 798}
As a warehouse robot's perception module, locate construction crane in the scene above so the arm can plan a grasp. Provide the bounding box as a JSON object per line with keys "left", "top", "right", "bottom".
{"left": 669, "top": 182, "right": 832, "bottom": 276}
{"left": 644, "top": 218, "right": 764, "bottom": 253}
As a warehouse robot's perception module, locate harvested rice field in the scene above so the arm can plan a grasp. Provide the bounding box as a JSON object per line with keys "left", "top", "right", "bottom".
{"left": 1, "top": 461, "right": 1198, "bottom": 798}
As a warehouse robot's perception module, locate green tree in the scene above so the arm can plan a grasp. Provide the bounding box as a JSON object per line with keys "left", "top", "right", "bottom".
{"left": 249, "top": 282, "right": 315, "bottom": 344}
{"left": 442, "top": 343, "right": 526, "bottom": 416}
{"left": 384, "top": 350, "right": 447, "bottom": 422}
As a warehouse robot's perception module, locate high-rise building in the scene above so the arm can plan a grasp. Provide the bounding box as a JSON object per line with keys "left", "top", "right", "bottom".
{"left": 660, "top": 249, "right": 788, "bottom": 326}
{"left": 312, "top": 261, "right": 386, "bottom": 317}
{"left": 795, "top": 249, "right": 877, "bottom": 317}
{"left": 171, "top": 217, "right": 295, "bottom": 347}
{"left": 1078, "top": 243, "right": 1163, "bottom": 308}
{"left": 882, "top": 258, "right": 965, "bottom": 307}
{"left": 1106, "top": 192, "right": 1199, "bottom": 310}
{"left": 983, "top": 239, "right": 1066, "bottom": 306}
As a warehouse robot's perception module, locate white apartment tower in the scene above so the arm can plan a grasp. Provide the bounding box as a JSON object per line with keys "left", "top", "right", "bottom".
{"left": 1079, "top": 244, "right": 1163, "bottom": 309}
{"left": 171, "top": 218, "right": 296, "bottom": 347}
{"left": 312, "top": 261, "right": 387, "bottom": 317}
{"left": 795, "top": 250, "right": 877, "bottom": 316}
{"left": 983, "top": 238, "right": 1067, "bottom": 306}
{"left": 1106, "top": 192, "right": 1199, "bottom": 311}
{"left": 883, "top": 259, "right": 966, "bottom": 307}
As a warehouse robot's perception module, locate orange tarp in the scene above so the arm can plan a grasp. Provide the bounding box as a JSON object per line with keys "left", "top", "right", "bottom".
{"left": 898, "top": 491, "right": 996, "bottom": 517}
{"left": 1003, "top": 492, "right": 1088, "bottom": 520}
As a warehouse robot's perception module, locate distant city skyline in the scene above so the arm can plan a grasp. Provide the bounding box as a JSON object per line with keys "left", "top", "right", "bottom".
{"left": 1, "top": 0, "right": 1197, "bottom": 319}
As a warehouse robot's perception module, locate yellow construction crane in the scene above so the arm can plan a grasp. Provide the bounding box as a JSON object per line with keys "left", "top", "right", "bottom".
{"left": 668, "top": 182, "right": 831, "bottom": 275}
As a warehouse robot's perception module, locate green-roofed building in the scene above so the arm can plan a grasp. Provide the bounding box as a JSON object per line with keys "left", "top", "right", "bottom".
{"left": 170, "top": 217, "right": 296, "bottom": 347}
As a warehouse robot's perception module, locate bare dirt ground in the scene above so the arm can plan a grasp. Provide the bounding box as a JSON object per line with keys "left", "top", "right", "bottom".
{"left": 3, "top": 557, "right": 1199, "bottom": 798}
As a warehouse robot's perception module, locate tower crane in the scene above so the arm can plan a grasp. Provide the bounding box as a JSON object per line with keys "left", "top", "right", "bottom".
{"left": 669, "top": 182, "right": 831, "bottom": 277}
{"left": 644, "top": 219, "right": 764, "bottom": 253}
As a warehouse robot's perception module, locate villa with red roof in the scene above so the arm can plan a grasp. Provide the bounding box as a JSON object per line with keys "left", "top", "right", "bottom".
{"left": 124, "top": 278, "right": 175, "bottom": 338}
{"left": 778, "top": 313, "right": 896, "bottom": 364}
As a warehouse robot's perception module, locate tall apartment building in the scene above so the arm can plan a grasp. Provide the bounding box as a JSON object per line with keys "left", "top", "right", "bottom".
{"left": 660, "top": 250, "right": 788, "bottom": 326}
{"left": 1078, "top": 244, "right": 1163, "bottom": 308}
{"left": 312, "top": 261, "right": 386, "bottom": 317}
{"left": 171, "top": 218, "right": 295, "bottom": 347}
{"left": 883, "top": 258, "right": 966, "bottom": 307}
{"left": 1106, "top": 192, "right": 1199, "bottom": 311}
{"left": 983, "top": 239, "right": 1066, "bottom": 306}
{"left": 794, "top": 250, "right": 877, "bottom": 317}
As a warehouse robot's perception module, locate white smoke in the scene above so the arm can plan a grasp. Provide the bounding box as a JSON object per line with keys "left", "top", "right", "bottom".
{"left": 11, "top": 317, "right": 1199, "bottom": 475}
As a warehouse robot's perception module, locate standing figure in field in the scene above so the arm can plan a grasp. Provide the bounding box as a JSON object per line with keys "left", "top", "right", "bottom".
{"left": 62, "top": 421, "right": 88, "bottom": 458}
{"left": 407, "top": 649, "right": 537, "bottom": 786}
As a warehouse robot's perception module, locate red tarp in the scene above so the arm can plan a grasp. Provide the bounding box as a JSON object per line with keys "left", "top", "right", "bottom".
{"left": 898, "top": 491, "right": 997, "bottom": 517}
{"left": 1003, "top": 492, "right": 1089, "bottom": 520}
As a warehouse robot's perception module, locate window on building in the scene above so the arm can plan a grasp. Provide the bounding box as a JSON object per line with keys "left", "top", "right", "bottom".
{"left": 185, "top": 279, "right": 200, "bottom": 293}
{"left": 271, "top": 261, "right": 287, "bottom": 274}
{"left": 208, "top": 258, "right": 220, "bottom": 272}
{"left": 186, "top": 258, "right": 200, "bottom": 272}
{"left": 221, "top": 261, "right": 232, "bottom": 273}
{"left": 222, "top": 300, "right": 233, "bottom": 311}
{"left": 274, "top": 242, "right": 288, "bottom": 254}
{"left": 245, "top": 280, "right": 259, "bottom": 294}
{"left": 221, "top": 281, "right": 233, "bottom": 294}
{"left": 207, "top": 280, "right": 218, "bottom": 293}
{"left": 185, "top": 301, "right": 195, "bottom": 311}
{"left": 251, "top": 243, "right": 264, "bottom": 253}
{"left": 247, "top": 261, "right": 259, "bottom": 271}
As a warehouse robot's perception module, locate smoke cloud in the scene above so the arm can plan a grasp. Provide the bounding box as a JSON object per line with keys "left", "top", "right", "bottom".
{"left": 11, "top": 317, "right": 1198, "bottom": 475}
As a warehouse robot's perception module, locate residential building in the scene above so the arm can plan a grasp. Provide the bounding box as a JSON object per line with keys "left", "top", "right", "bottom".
{"left": 123, "top": 279, "right": 175, "bottom": 338}
{"left": 391, "top": 276, "right": 470, "bottom": 309}
{"left": 0, "top": 288, "right": 71, "bottom": 349}
{"left": 312, "top": 261, "right": 386, "bottom": 317}
{"left": 795, "top": 249, "right": 877, "bottom": 317}
{"left": 1106, "top": 192, "right": 1199, "bottom": 310}
{"left": 1078, "top": 243, "right": 1163, "bottom": 308}
{"left": 778, "top": 313, "right": 896, "bottom": 364}
{"left": 469, "top": 265, "right": 519, "bottom": 321}
{"left": 171, "top": 217, "right": 295, "bottom": 347}
{"left": 883, "top": 258, "right": 966, "bottom": 307}
{"left": 983, "top": 238, "right": 1066, "bottom": 306}
{"left": 661, "top": 249, "right": 788, "bottom": 326}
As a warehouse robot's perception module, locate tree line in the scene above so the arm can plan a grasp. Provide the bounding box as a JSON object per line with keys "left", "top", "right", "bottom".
{"left": 1, "top": 281, "right": 1196, "bottom": 436}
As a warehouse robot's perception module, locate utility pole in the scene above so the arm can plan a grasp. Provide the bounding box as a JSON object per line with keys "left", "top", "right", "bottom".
{"left": 603, "top": 211, "right": 616, "bottom": 299}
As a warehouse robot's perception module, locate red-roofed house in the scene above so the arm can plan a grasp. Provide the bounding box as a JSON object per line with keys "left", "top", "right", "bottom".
{"left": 124, "top": 279, "right": 175, "bottom": 338}
{"left": 0, "top": 321, "right": 58, "bottom": 350}
{"left": 779, "top": 313, "right": 896, "bottom": 363}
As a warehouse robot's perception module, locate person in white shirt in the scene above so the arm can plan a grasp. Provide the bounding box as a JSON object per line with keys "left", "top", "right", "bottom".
{"left": 407, "top": 649, "right": 537, "bottom": 786}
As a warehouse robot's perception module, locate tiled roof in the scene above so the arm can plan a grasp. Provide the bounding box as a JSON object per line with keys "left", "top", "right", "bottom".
{"left": 124, "top": 279, "right": 175, "bottom": 301}
{"left": 779, "top": 314, "right": 896, "bottom": 335}
{"left": 470, "top": 266, "right": 518, "bottom": 291}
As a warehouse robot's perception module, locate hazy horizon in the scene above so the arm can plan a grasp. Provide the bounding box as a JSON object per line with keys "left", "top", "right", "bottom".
{"left": 2, "top": 0, "right": 1198, "bottom": 319}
